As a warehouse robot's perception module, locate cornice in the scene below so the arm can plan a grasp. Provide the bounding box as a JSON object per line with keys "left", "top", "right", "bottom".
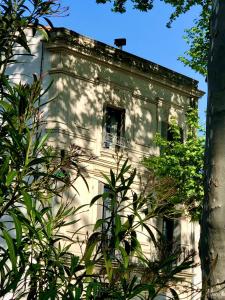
{"left": 47, "top": 27, "right": 204, "bottom": 99}
{"left": 48, "top": 52, "right": 201, "bottom": 98}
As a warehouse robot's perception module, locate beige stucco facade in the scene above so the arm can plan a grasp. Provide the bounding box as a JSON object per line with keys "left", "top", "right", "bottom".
{"left": 7, "top": 27, "right": 203, "bottom": 299}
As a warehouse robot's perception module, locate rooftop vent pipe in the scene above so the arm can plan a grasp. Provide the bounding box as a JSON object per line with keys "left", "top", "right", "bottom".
{"left": 114, "top": 38, "right": 126, "bottom": 50}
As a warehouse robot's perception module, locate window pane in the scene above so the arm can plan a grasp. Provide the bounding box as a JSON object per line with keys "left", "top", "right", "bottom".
{"left": 103, "top": 106, "right": 125, "bottom": 149}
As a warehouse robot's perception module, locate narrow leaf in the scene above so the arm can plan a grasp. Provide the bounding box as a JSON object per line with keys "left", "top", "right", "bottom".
{"left": 22, "top": 191, "right": 32, "bottom": 214}
{"left": 6, "top": 170, "right": 17, "bottom": 186}
{"left": 3, "top": 230, "right": 17, "bottom": 271}
{"left": 36, "top": 133, "right": 49, "bottom": 151}
{"left": 11, "top": 213, "right": 22, "bottom": 248}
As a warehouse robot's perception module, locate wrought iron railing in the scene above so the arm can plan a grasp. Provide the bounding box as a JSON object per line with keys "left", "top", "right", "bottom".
{"left": 102, "top": 132, "right": 129, "bottom": 149}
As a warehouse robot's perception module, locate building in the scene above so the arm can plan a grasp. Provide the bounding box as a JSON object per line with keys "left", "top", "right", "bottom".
{"left": 8, "top": 27, "right": 203, "bottom": 299}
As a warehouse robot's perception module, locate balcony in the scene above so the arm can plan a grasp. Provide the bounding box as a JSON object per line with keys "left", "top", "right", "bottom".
{"left": 102, "top": 132, "right": 129, "bottom": 149}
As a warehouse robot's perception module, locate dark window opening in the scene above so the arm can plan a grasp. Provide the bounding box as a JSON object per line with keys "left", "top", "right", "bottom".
{"left": 162, "top": 217, "right": 174, "bottom": 246}
{"left": 103, "top": 106, "right": 125, "bottom": 149}
{"left": 190, "top": 97, "right": 197, "bottom": 109}
{"left": 160, "top": 216, "right": 175, "bottom": 261}
{"left": 161, "top": 121, "right": 183, "bottom": 143}
{"left": 167, "top": 126, "right": 183, "bottom": 143}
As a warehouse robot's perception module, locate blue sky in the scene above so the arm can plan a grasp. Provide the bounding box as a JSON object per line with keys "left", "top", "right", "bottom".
{"left": 51, "top": 0, "right": 207, "bottom": 126}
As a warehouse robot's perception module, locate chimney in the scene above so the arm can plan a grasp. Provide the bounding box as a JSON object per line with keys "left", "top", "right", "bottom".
{"left": 114, "top": 38, "right": 126, "bottom": 50}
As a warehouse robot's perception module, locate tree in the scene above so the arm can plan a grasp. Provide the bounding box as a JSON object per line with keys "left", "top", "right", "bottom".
{"left": 96, "top": 0, "right": 211, "bottom": 76}
{"left": 200, "top": 1, "right": 225, "bottom": 299}
{"left": 178, "top": 6, "right": 210, "bottom": 76}
{"left": 142, "top": 107, "right": 205, "bottom": 221}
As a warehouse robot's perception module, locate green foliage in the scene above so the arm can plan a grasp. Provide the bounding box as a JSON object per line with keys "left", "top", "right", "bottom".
{"left": 88, "top": 159, "right": 196, "bottom": 299}
{"left": 96, "top": 0, "right": 211, "bottom": 75}
{"left": 178, "top": 4, "right": 210, "bottom": 76}
{"left": 96, "top": 0, "right": 153, "bottom": 13}
{"left": 0, "top": 77, "right": 196, "bottom": 297}
{"left": 0, "top": 0, "right": 65, "bottom": 76}
{"left": 96, "top": 0, "right": 207, "bottom": 15}
{"left": 0, "top": 0, "right": 84, "bottom": 298}
{"left": 143, "top": 108, "right": 205, "bottom": 220}
{"left": 0, "top": 73, "right": 87, "bottom": 298}
{"left": 0, "top": 0, "right": 198, "bottom": 298}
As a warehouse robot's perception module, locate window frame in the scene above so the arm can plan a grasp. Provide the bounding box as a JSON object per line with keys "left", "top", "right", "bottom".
{"left": 102, "top": 105, "right": 126, "bottom": 149}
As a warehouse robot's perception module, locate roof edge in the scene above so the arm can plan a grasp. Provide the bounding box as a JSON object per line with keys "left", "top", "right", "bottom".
{"left": 48, "top": 27, "right": 204, "bottom": 98}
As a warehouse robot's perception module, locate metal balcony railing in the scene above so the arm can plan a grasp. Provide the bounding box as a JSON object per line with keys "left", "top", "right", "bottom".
{"left": 102, "top": 132, "right": 129, "bottom": 149}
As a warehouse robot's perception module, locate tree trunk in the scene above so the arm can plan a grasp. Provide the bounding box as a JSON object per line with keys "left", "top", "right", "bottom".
{"left": 200, "top": 1, "right": 225, "bottom": 299}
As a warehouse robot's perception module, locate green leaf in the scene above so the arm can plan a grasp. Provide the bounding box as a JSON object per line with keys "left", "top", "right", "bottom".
{"left": 94, "top": 218, "right": 106, "bottom": 230}
{"left": 0, "top": 100, "right": 11, "bottom": 111}
{"left": 70, "top": 255, "right": 79, "bottom": 273}
{"left": 39, "top": 289, "right": 57, "bottom": 300}
{"left": 132, "top": 192, "right": 138, "bottom": 210}
{"left": 0, "top": 156, "right": 9, "bottom": 178}
{"left": 86, "top": 261, "right": 95, "bottom": 275}
{"left": 90, "top": 194, "right": 102, "bottom": 206}
{"left": 74, "top": 286, "right": 82, "bottom": 300}
{"left": 27, "top": 157, "right": 49, "bottom": 167}
{"left": 119, "top": 246, "right": 129, "bottom": 268}
{"left": 142, "top": 223, "right": 158, "bottom": 249}
{"left": 11, "top": 213, "right": 22, "bottom": 248}
{"left": 35, "top": 132, "right": 49, "bottom": 151}
{"left": 117, "top": 158, "right": 130, "bottom": 179}
{"left": 16, "top": 30, "right": 30, "bottom": 53}
{"left": 82, "top": 232, "right": 101, "bottom": 263}
{"left": 100, "top": 172, "right": 111, "bottom": 185}
{"left": 46, "top": 221, "right": 52, "bottom": 237}
{"left": 103, "top": 252, "right": 113, "bottom": 282}
{"left": 3, "top": 230, "right": 17, "bottom": 271}
{"left": 6, "top": 170, "right": 17, "bottom": 186}
{"left": 110, "top": 169, "right": 116, "bottom": 187}
{"left": 115, "top": 214, "right": 121, "bottom": 234}
{"left": 22, "top": 191, "right": 32, "bottom": 214}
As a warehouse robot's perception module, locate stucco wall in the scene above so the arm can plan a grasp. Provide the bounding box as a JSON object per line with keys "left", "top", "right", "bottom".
{"left": 7, "top": 28, "right": 202, "bottom": 298}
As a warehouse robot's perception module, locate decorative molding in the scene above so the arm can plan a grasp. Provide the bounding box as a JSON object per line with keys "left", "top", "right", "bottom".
{"left": 47, "top": 28, "right": 204, "bottom": 99}
{"left": 48, "top": 68, "right": 189, "bottom": 111}
{"left": 48, "top": 46, "right": 203, "bottom": 99}
{"left": 156, "top": 96, "right": 189, "bottom": 113}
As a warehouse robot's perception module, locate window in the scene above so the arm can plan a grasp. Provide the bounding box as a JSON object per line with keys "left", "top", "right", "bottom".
{"left": 162, "top": 217, "right": 174, "bottom": 250}
{"left": 161, "top": 121, "right": 183, "bottom": 143}
{"left": 103, "top": 106, "right": 125, "bottom": 149}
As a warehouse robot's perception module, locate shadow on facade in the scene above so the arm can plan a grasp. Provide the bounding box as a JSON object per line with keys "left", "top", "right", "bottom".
{"left": 6, "top": 27, "right": 199, "bottom": 261}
